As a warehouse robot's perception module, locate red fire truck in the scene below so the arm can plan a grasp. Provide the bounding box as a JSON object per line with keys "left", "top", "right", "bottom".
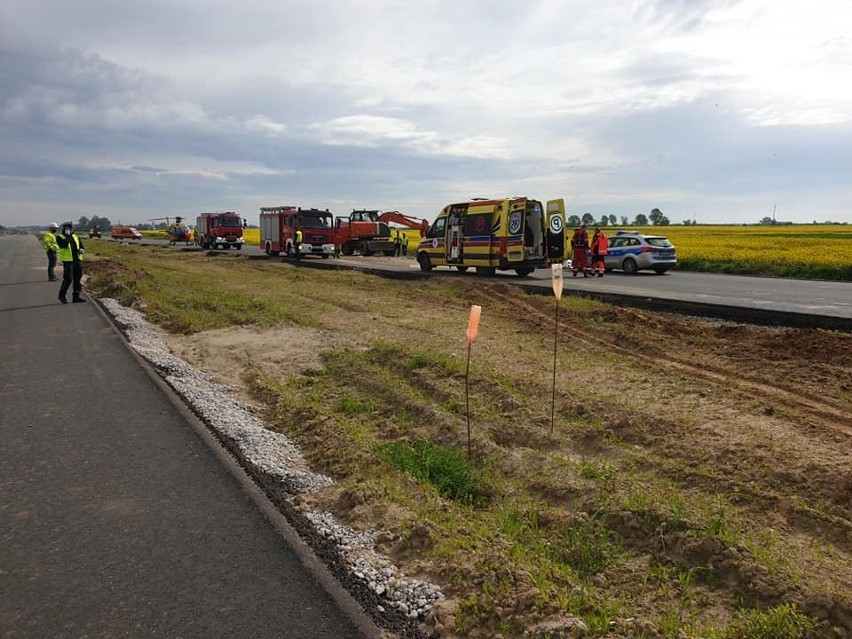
{"left": 259, "top": 206, "right": 336, "bottom": 257}
{"left": 195, "top": 212, "right": 245, "bottom": 249}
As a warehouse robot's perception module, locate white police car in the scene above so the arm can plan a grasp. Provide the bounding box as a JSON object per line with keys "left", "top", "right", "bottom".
{"left": 605, "top": 231, "right": 677, "bottom": 275}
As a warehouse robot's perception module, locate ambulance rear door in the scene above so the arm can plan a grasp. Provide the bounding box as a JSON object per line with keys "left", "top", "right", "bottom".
{"left": 445, "top": 204, "right": 467, "bottom": 264}
{"left": 546, "top": 199, "right": 566, "bottom": 262}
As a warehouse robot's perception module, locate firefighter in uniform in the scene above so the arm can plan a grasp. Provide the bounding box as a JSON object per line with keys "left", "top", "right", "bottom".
{"left": 570, "top": 225, "right": 590, "bottom": 277}
{"left": 43, "top": 222, "right": 60, "bottom": 281}
{"left": 590, "top": 227, "right": 608, "bottom": 277}
{"left": 55, "top": 221, "right": 85, "bottom": 303}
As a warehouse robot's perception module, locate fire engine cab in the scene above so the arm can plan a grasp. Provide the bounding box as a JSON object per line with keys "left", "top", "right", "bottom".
{"left": 259, "top": 206, "right": 335, "bottom": 257}
{"left": 195, "top": 212, "right": 245, "bottom": 249}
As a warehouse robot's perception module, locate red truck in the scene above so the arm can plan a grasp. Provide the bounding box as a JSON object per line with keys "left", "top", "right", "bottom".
{"left": 334, "top": 209, "right": 396, "bottom": 256}
{"left": 259, "top": 206, "right": 336, "bottom": 257}
{"left": 195, "top": 212, "right": 245, "bottom": 249}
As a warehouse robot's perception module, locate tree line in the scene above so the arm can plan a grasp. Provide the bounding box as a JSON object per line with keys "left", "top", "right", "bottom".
{"left": 568, "top": 208, "right": 670, "bottom": 227}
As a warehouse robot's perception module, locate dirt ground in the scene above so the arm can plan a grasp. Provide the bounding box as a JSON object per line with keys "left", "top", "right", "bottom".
{"left": 153, "top": 260, "right": 852, "bottom": 638}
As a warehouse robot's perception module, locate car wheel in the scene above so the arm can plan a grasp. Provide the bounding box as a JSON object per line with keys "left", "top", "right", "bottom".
{"left": 418, "top": 252, "right": 433, "bottom": 272}
{"left": 622, "top": 258, "right": 638, "bottom": 275}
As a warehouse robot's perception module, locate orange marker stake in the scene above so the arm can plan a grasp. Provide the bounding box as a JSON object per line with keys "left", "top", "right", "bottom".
{"left": 467, "top": 304, "right": 481, "bottom": 343}
{"left": 550, "top": 265, "right": 563, "bottom": 433}
{"left": 551, "top": 263, "right": 564, "bottom": 300}
{"left": 465, "top": 305, "right": 481, "bottom": 458}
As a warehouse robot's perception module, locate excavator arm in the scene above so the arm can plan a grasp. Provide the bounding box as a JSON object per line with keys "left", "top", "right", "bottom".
{"left": 377, "top": 211, "right": 430, "bottom": 237}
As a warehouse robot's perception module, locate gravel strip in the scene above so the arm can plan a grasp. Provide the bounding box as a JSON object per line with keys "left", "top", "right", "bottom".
{"left": 100, "top": 298, "right": 445, "bottom": 636}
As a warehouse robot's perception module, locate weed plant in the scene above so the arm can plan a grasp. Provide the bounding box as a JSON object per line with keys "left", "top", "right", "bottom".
{"left": 376, "top": 441, "right": 484, "bottom": 505}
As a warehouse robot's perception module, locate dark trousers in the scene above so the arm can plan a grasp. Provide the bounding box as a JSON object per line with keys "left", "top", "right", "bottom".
{"left": 47, "top": 250, "right": 57, "bottom": 280}
{"left": 59, "top": 261, "right": 83, "bottom": 300}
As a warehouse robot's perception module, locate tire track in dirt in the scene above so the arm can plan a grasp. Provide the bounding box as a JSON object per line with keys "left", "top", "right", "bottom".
{"left": 483, "top": 284, "right": 852, "bottom": 438}
{"left": 484, "top": 283, "right": 852, "bottom": 566}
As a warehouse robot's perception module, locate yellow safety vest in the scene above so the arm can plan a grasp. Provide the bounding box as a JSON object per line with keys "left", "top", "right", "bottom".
{"left": 58, "top": 234, "right": 83, "bottom": 262}
{"left": 295, "top": 230, "right": 303, "bottom": 244}
{"left": 43, "top": 232, "right": 59, "bottom": 252}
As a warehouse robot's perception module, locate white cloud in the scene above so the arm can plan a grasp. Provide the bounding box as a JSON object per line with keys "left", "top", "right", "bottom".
{"left": 0, "top": 0, "right": 851, "bottom": 226}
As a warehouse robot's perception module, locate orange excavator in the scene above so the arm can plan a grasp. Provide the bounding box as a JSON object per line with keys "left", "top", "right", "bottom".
{"left": 376, "top": 211, "right": 430, "bottom": 237}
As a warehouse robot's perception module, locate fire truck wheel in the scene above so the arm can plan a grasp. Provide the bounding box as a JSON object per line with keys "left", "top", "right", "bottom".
{"left": 417, "top": 253, "right": 433, "bottom": 272}
{"left": 456, "top": 266, "right": 469, "bottom": 272}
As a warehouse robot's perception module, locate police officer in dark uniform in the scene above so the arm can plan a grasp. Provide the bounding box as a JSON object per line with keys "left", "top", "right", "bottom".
{"left": 55, "top": 221, "right": 86, "bottom": 303}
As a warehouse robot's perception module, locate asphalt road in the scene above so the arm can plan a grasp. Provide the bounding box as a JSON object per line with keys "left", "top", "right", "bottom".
{"left": 108, "top": 236, "right": 852, "bottom": 329}
{"left": 0, "top": 233, "right": 376, "bottom": 638}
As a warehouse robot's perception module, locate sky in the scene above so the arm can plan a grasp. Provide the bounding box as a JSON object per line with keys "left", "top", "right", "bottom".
{"left": 1, "top": 0, "right": 851, "bottom": 228}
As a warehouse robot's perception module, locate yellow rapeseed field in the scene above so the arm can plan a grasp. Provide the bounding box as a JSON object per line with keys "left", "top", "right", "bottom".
{"left": 615, "top": 224, "right": 852, "bottom": 280}
{"left": 243, "top": 227, "right": 260, "bottom": 245}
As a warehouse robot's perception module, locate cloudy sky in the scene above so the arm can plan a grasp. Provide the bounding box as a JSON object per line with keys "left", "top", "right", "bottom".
{"left": 1, "top": 0, "right": 851, "bottom": 227}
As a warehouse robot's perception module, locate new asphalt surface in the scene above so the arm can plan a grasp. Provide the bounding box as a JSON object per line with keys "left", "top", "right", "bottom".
{"left": 0, "top": 234, "right": 376, "bottom": 638}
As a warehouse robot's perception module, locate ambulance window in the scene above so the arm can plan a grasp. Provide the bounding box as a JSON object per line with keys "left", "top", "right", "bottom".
{"left": 428, "top": 218, "right": 446, "bottom": 237}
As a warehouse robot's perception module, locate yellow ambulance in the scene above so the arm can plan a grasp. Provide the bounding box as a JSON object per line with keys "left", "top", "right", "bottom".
{"left": 416, "top": 197, "right": 566, "bottom": 276}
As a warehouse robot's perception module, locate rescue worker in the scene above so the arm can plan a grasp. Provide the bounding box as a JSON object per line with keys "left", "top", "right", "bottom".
{"left": 294, "top": 228, "right": 303, "bottom": 261}
{"left": 55, "top": 221, "right": 85, "bottom": 303}
{"left": 394, "top": 230, "right": 402, "bottom": 257}
{"left": 590, "top": 227, "right": 608, "bottom": 277}
{"left": 570, "top": 225, "right": 590, "bottom": 277}
{"left": 43, "top": 222, "right": 59, "bottom": 281}
{"left": 401, "top": 232, "right": 408, "bottom": 257}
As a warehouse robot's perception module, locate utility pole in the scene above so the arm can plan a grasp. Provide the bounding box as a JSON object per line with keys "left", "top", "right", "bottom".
{"left": 772, "top": 204, "right": 776, "bottom": 224}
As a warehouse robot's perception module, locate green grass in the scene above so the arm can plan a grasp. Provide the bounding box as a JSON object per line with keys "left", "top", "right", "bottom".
{"left": 547, "top": 510, "right": 617, "bottom": 576}
{"left": 335, "top": 391, "right": 377, "bottom": 415}
{"left": 723, "top": 603, "right": 817, "bottom": 639}
{"left": 676, "top": 258, "right": 852, "bottom": 281}
{"left": 376, "top": 440, "right": 484, "bottom": 505}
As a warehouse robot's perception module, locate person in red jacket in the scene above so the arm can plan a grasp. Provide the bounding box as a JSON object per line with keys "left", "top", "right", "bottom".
{"left": 570, "top": 225, "right": 590, "bottom": 277}
{"left": 590, "top": 227, "right": 608, "bottom": 277}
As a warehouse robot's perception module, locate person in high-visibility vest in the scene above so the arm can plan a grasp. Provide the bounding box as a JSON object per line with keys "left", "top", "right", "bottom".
{"left": 590, "top": 227, "right": 608, "bottom": 277}
{"left": 55, "top": 221, "right": 86, "bottom": 303}
{"left": 43, "top": 222, "right": 60, "bottom": 281}
{"left": 294, "top": 229, "right": 303, "bottom": 261}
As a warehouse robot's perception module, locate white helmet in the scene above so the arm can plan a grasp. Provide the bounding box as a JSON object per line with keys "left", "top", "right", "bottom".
{"left": 49, "top": 222, "right": 58, "bottom": 229}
